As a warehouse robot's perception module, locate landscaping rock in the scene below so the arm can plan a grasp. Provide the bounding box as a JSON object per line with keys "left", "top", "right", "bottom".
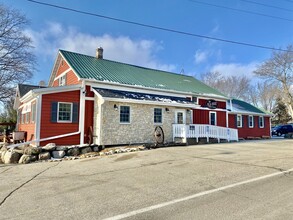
{"left": 67, "top": 147, "right": 80, "bottom": 156}
{"left": 39, "top": 152, "right": 51, "bottom": 160}
{"left": 92, "top": 146, "right": 100, "bottom": 152}
{"left": 56, "top": 146, "right": 68, "bottom": 151}
{"left": 52, "top": 151, "right": 65, "bottom": 159}
{"left": 42, "top": 143, "right": 56, "bottom": 151}
{"left": 80, "top": 147, "right": 92, "bottom": 154}
{"left": 3, "top": 150, "right": 21, "bottom": 164}
{"left": 19, "top": 155, "right": 34, "bottom": 164}
{"left": 23, "top": 146, "right": 41, "bottom": 155}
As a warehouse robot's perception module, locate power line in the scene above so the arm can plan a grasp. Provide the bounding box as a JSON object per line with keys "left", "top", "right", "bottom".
{"left": 189, "top": 0, "right": 293, "bottom": 22}
{"left": 27, "top": 0, "right": 292, "bottom": 53}
{"left": 241, "top": 0, "right": 293, "bottom": 12}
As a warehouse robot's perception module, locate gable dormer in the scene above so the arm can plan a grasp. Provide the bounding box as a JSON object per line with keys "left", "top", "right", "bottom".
{"left": 48, "top": 51, "right": 80, "bottom": 87}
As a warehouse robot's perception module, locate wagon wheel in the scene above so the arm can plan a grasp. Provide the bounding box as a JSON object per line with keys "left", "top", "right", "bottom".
{"left": 154, "top": 126, "right": 164, "bottom": 145}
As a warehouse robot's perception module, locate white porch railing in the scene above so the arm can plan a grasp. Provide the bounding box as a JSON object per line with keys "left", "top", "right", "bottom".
{"left": 173, "top": 124, "right": 238, "bottom": 143}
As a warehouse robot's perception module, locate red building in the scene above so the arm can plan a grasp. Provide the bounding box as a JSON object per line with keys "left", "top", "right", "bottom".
{"left": 14, "top": 49, "right": 271, "bottom": 146}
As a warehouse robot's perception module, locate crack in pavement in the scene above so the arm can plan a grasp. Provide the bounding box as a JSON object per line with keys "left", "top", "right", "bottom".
{"left": 189, "top": 155, "right": 285, "bottom": 172}
{"left": 0, "top": 162, "right": 60, "bottom": 208}
{"left": 0, "top": 167, "right": 13, "bottom": 174}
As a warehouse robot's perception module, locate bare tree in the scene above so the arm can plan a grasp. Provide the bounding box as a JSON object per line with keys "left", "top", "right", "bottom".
{"left": 201, "top": 71, "right": 251, "bottom": 100}
{"left": 254, "top": 45, "right": 293, "bottom": 118}
{"left": 0, "top": 4, "right": 35, "bottom": 103}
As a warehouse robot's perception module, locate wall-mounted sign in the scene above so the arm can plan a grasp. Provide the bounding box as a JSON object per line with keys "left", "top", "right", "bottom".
{"left": 206, "top": 99, "right": 217, "bottom": 109}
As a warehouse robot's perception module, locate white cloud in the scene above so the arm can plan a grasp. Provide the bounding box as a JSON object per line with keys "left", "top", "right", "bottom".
{"left": 194, "top": 49, "right": 222, "bottom": 64}
{"left": 25, "top": 22, "right": 176, "bottom": 72}
{"left": 194, "top": 50, "right": 209, "bottom": 64}
{"left": 210, "top": 62, "right": 259, "bottom": 78}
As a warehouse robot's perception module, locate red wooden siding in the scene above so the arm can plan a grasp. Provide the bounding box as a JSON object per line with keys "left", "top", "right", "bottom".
{"left": 18, "top": 101, "right": 37, "bottom": 141}
{"left": 193, "top": 109, "right": 227, "bottom": 127}
{"left": 199, "top": 99, "right": 226, "bottom": 109}
{"left": 228, "top": 114, "right": 270, "bottom": 138}
{"left": 40, "top": 90, "right": 80, "bottom": 146}
{"left": 84, "top": 100, "right": 94, "bottom": 143}
{"left": 52, "top": 58, "right": 79, "bottom": 87}
{"left": 85, "top": 85, "right": 94, "bottom": 97}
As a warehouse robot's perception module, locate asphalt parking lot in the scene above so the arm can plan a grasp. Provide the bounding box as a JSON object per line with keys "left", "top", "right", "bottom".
{"left": 1, "top": 139, "right": 293, "bottom": 220}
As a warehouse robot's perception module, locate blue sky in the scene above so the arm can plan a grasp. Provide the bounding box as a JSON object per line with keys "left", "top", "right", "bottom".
{"left": 3, "top": 0, "right": 293, "bottom": 85}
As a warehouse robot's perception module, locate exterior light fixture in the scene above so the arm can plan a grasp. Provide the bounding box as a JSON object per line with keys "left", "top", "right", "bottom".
{"left": 165, "top": 108, "right": 170, "bottom": 112}
{"left": 114, "top": 104, "right": 118, "bottom": 111}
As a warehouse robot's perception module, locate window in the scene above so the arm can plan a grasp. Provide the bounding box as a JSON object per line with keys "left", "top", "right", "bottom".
{"left": 209, "top": 112, "right": 217, "bottom": 126}
{"left": 259, "top": 116, "right": 264, "bottom": 128}
{"left": 248, "top": 115, "right": 254, "bottom": 128}
{"left": 31, "top": 102, "right": 36, "bottom": 123}
{"left": 192, "top": 96, "right": 198, "bottom": 103}
{"left": 59, "top": 75, "right": 66, "bottom": 86}
{"left": 120, "top": 106, "right": 130, "bottom": 123}
{"left": 176, "top": 112, "right": 184, "bottom": 124}
{"left": 25, "top": 112, "right": 30, "bottom": 124}
{"left": 154, "top": 108, "right": 162, "bottom": 124}
{"left": 58, "top": 102, "right": 72, "bottom": 122}
{"left": 21, "top": 111, "right": 25, "bottom": 124}
{"left": 237, "top": 114, "right": 242, "bottom": 127}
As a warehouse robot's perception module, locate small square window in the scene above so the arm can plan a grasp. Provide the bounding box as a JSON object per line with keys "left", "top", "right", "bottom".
{"left": 120, "top": 106, "right": 130, "bottom": 123}
{"left": 154, "top": 108, "right": 162, "bottom": 124}
{"left": 58, "top": 103, "right": 72, "bottom": 122}
{"left": 59, "top": 75, "right": 66, "bottom": 86}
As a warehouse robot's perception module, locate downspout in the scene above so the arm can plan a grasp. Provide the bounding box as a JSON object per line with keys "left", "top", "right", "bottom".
{"left": 35, "top": 94, "right": 42, "bottom": 146}
{"left": 79, "top": 80, "right": 86, "bottom": 145}
{"left": 97, "top": 97, "right": 105, "bottom": 146}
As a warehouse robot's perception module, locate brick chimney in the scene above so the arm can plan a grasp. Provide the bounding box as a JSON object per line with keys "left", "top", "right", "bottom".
{"left": 96, "top": 47, "right": 103, "bottom": 59}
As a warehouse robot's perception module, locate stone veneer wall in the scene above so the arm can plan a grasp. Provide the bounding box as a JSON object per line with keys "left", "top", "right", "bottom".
{"left": 95, "top": 100, "right": 192, "bottom": 146}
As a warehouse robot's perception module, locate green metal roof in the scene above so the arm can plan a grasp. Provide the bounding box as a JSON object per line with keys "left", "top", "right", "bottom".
{"left": 229, "top": 99, "right": 268, "bottom": 114}
{"left": 60, "top": 50, "right": 226, "bottom": 98}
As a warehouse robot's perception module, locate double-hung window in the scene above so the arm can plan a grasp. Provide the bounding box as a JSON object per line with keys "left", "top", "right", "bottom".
{"left": 120, "top": 106, "right": 130, "bottom": 123}
{"left": 58, "top": 102, "right": 72, "bottom": 122}
{"left": 237, "top": 114, "right": 242, "bottom": 127}
{"left": 59, "top": 75, "right": 66, "bottom": 86}
{"left": 259, "top": 116, "right": 264, "bottom": 128}
{"left": 154, "top": 108, "right": 162, "bottom": 124}
{"left": 248, "top": 115, "right": 254, "bottom": 128}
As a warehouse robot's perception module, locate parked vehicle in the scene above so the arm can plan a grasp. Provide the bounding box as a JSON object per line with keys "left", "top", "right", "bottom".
{"left": 271, "top": 124, "right": 293, "bottom": 136}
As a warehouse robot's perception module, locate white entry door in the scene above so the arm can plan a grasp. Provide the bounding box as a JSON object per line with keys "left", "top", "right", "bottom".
{"left": 175, "top": 110, "right": 186, "bottom": 124}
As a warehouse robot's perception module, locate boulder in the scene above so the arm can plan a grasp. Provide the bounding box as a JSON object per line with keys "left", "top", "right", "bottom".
{"left": 67, "top": 147, "right": 80, "bottom": 156}
{"left": 23, "top": 146, "right": 41, "bottom": 155}
{"left": 18, "top": 155, "right": 34, "bottom": 164}
{"left": 39, "top": 152, "right": 51, "bottom": 160}
{"left": 80, "top": 147, "right": 92, "bottom": 154}
{"left": 3, "top": 150, "right": 21, "bottom": 164}
{"left": 52, "top": 151, "right": 65, "bottom": 159}
{"left": 56, "top": 146, "right": 68, "bottom": 151}
{"left": 92, "top": 146, "right": 100, "bottom": 152}
{"left": 42, "top": 143, "right": 56, "bottom": 151}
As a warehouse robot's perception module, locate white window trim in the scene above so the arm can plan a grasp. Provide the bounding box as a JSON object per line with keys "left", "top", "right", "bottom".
{"left": 57, "top": 102, "right": 73, "bottom": 123}
{"left": 209, "top": 111, "right": 217, "bottom": 126}
{"left": 25, "top": 112, "right": 30, "bottom": 124}
{"left": 154, "top": 107, "right": 163, "bottom": 124}
{"left": 174, "top": 110, "right": 186, "bottom": 124}
{"left": 249, "top": 115, "right": 254, "bottom": 128}
{"left": 31, "top": 102, "right": 36, "bottom": 123}
{"left": 59, "top": 74, "right": 66, "bottom": 86}
{"left": 259, "top": 116, "right": 264, "bottom": 128}
{"left": 119, "top": 105, "right": 131, "bottom": 124}
{"left": 237, "top": 114, "right": 242, "bottom": 128}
